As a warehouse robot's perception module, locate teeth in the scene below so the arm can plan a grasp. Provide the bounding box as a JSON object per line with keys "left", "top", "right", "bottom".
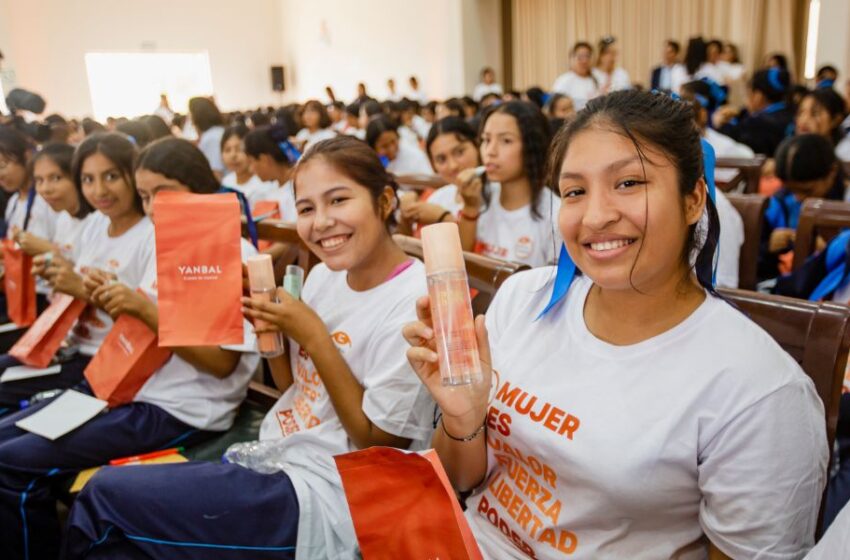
{"left": 320, "top": 235, "right": 347, "bottom": 249}
{"left": 589, "top": 239, "right": 632, "bottom": 251}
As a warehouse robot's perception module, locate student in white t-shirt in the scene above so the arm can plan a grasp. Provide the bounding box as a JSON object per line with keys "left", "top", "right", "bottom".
{"left": 189, "top": 96, "right": 226, "bottom": 177}
{"left": 0, "top": 126, "right": 57, "bottom": 246}
{"left": 473, "top": 67, "right": 505, "bottom": 102}
{"left": 456, "top": 101, "right": 562, "bottom": 267}
{"left": 244, "top": 124, "right": 299, "bottom": 267}
{"left": 0, "top": 137, "right": 259, "bottom": 559}
{"left": 397, "top": 116, "right": 481, "bottom": 235}
{"left": 294, "top": 100, "right": 337, "bottom": 153}
{"left": 366, "top": 115, "right": 434, "bottom": 175}
{"left": 593, "top": 36, "right": 631, "bottom": 94}
{"left": 551, "top": 42, "right": 600, "bottom": 111}
{"left": 29, "top": 144, "right": 96, "bottom": 262}
{"left": 220, "top": 123, "right": 277, "bottom": 205}
{"left": 0, "top": 133, "right": 153, "bottom": 413}
{"left": 405, "top": 90, "right": 827, "bottom": 560}
{"left": 65, "top": 135, "right": 435, "bottom": 559}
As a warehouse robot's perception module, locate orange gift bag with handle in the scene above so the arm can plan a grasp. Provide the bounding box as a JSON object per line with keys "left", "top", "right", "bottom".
{"left": 153, "top": 191, "right": 244, "bottom": 346}
{"left": 9, "top": 294, "right": 86, "bottom": 367}
{"left": 84, "top": 309, "right": 172, "bottom": 408}
{"left": 3, "top": 239, "right": 36, "bottom": 327}
{"left": 335, "top": 446, "right": 483, "bottom": 560}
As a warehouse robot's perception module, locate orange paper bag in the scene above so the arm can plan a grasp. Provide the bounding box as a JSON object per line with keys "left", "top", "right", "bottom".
{"left": 84, "top": 313, "right": 172, "bottom": 407}
{"left": 2, "top": 238, "right": 36, "bottom": 326}
{"left": 252, "top": 200, "right": 280, "bottom": 252}
{"left": 154, "top": 191, "right": 244, "bottom": 346}
{"left": 9, "top": 294, "right": 86, "bottom": 368}
{"left": 335, "top": 447, "right": 483, "bottom": 560}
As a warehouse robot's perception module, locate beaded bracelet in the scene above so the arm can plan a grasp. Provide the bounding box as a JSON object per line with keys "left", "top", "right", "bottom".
{"left": 441, "top": 416, "right": 486, "bottom": 442}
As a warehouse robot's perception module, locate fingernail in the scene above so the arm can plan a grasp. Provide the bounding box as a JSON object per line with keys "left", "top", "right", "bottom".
{"left": 423, "top": 327, "right": 433, "bottom": 338}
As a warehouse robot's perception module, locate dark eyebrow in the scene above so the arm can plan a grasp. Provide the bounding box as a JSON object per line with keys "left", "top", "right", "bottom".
{"left": 560, "top": 156, "right": 643, "bottom": 181}
{"left": 295, "top": 185, "right": 351, "bottom": 206}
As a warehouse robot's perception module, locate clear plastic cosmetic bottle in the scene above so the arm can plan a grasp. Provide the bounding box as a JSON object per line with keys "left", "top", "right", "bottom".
{"left": 421, "top": 222, "right": 482, "bottom": 386}
{"left": 246, "top": 254, "right": 285, "bottom": 358}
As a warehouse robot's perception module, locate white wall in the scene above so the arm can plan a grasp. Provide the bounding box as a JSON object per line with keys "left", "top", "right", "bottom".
{"left": 0, "top": 0, "right": 502, "bottom": 117}
{"left": 815, "top": 0, "right": 850, "bottom": 82}
{"left": 460, "top": 0, "right": 503, "bottom": 95}
{"left": 0, "top": 0, "right": 283, "bottom": 117}
{"left": 277, "top": 0, "right": 468, "bottom": 103}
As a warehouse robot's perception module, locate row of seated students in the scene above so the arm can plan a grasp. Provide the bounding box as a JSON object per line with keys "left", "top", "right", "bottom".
{"left": 0, "top": 86, "right": 849, "bottom": 558}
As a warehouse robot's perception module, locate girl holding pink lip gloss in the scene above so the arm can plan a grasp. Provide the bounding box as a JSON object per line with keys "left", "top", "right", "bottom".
{"left": 455, "top": 101, "right": 563, "bottom": 268}
{"left": 404, "top": 90, "right": 827, "bottom": 559}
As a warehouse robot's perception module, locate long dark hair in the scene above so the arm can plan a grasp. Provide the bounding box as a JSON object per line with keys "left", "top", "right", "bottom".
{"left": 136, "top": 137, "right": 220, "bottom": 194}
{"left": 479, "top": 101, "right": 552, "bottom": 219}
{"left": 72, "top": 133, "right": 143, "bottom": 215}
{"left": 547, "top": 90, "right": 721, "bottom": 295}
{"left": 188, "top": 97, "right": 224, "bottom": 133}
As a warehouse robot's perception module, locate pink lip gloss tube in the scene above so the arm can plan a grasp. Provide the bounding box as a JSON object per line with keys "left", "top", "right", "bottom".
{"left": 421, "top": 222, "right": 482, "bottom": 386}
{"left": 246, "top": 254, "right": 285, "bottom": 358}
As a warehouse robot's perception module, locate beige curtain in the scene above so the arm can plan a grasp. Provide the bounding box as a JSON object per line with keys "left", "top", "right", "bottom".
{"left": 511, "top": 0, "right": 808, "bottom": 92}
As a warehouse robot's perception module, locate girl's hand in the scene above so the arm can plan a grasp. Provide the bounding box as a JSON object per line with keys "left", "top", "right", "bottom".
{"left": 712, "top": 105, "right": 739, "bottom": 129}
{"left": 82, "top": 268, "right": 117, "bottom": 298}
{"left": 91, "top": 282, "right": 149, "bottom": 319}
{"left": 241, "top": 288, "right": 326, "bottom": 348}
{"left": 44, "top": 259, "right": 85, "bottom": 297}
{"left": 31, "top": 252, "right": 52, "bottom": 278}
{"left": 456, "top": 168, "right": 483, "bottom": 211}
{"left": 403, "top": 202, "right": 454, "bottom": 225}
{"left": 769, "top": 228, "right": 795, "bottom": 254}
{"left": 815, "top": 235, "right": 828, "bottom": 253}
{"left": 402, "top": 296, "right": 492, "bottom": 426}
{"left": 15, "top": 231, "right": 53, "bottom": 256}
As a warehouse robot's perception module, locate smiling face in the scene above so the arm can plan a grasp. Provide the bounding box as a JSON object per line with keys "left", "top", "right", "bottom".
{"left": 80, "top": 152, "right": 138, "bottom": 221}
{"left": 294, "top": 157, "right": 393, "bottom": 273}
{"left": 480, "top": 112, "right": 524, "bottom": 183}
{"left": 557, "top": 125, "right": 704, "bottom": 293}
{"left": 135, "top": 168, "right": 192, "bottom": 220}
{"left": 34, "top": 156, "right": 79, "bottom": 214}
{"left": 429, "top": 132, "right": 479, "bottom": 185}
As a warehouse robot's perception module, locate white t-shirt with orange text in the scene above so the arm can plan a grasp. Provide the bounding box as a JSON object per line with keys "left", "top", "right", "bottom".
{"left": 476, "top": 182, "right": 562, "bottom": 267}
{"left": 256, "top": 261, "right": 435, "bottom": 559}
{"left": 467, "top": 269, "right": 827, "bottom": 559}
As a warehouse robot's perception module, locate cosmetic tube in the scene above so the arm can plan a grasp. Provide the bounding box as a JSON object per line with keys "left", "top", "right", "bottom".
{"left": 421, "top": 222, "right": 482, "bottom": 386}
{"left": 246, "top": 254, "right": 285, "bottom": 358}
{"left": 283, "top": 265, "right": 304, "bottom": 300}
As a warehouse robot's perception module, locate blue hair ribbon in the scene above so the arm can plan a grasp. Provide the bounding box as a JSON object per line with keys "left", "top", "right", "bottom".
{"left": 218, "top": 186, "right": 258, "bottom": 248}
{"left": 700, "top": 78, "right": 727, "bottom": 106}
{"left": 809, "top": 230, "right": 850, "bottom": 301}
{"left": 766, "top": 68, "right": 786, "bottom": 93}
{"left": 700, "top": 138, "right": 719, "bottom": 287}
{"left": 379, "top": 155, "right": 390, "bottom": 168}
{"left": 694, "top": 94, "right": 710, "bottom": 109}
{"left": 278, "top": 141, "right": 301, "bottom": 165}
{"left": 536, "top": 115, "right": 720, "bottom": 319}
